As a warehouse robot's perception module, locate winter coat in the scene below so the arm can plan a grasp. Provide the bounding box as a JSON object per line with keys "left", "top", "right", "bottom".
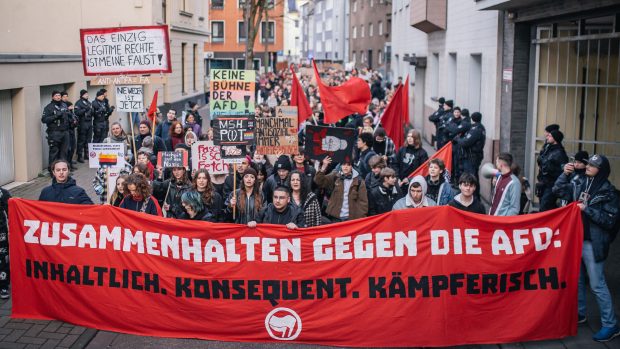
{"left": 536, "top": 143, "right": 568, "bottom": 186}
{"left": 355, "top": 148, "right": 377, "bottom": 180}
{"left": 155, "top": 120, "right": 174, "bottom": 141}
{"left": 225, "top": 189, "right": 263, "bottom": 224}
{"left": 41, "top": 100, "right": 71, "bottom": 132}
{"left": 185, "top": 121, "right": 202, "bottom": 136}
{"left": 490, "top": 173, "right": 521, "bottom": 216}
{"left": 179, "top": 208, "right": 216, "bottom": 222}
{"left": 393, "top": 176, "right": 436, "bottom": 210}
{"left": 152, "top": 178, "right": 193, "bottom": 219}
{"left": 425, "top": 176, "right": 454, "bottom": 206}
{"left": 256, "top": 203, "right": 305, "bottom": 227}
{"left": 579, "top": 180, "right": 619, "bottom": 262}
{"left": 365, "top": 172, "right": 382, "bottom": 190}
{"left": 119, "top": 195, "right": 162, "bottom": 216}
{"left": 428, "top": 107, "right": 445, "bottom": 129}
{"left": 448, "top": 194, "right": 486, "bottom": 214}
{"left": 263, "top": 173, "right": 289, "bottom": 204}
{"left": 74, "top": 98, "right": 93, "bottom": 123}
{"left": 39, "top": 178, "right": 93, "bottom": 205}
{"left": 552, "top": 170, "right": 588, "bottom": 206}
{"left": 454, "top": 122, "right": 486, "bottom": 163}
{"left": 368, "top": 184, "right": 402, "bottom": 215}
{"left": 314, "top": 169, "right": 368, "bottom": 220}
{"left": 394, "top": 145, "right": 428, "bottom": 180}
{"left": 291, "top": 192, "right": 322, "bottom": 227}
{"left": 223, "top": 170, "right": 244, "bottom": 202}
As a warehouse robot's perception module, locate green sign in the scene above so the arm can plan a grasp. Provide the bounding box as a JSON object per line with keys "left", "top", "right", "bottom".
{"left": 209, "top": 69, "right": 255, "bottom": 116}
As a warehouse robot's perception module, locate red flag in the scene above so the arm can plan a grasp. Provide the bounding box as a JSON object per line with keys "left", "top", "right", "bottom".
{"left": 379, "top": 78, "right": 407, "bottom": 148}
{"left": 290, "top": 64, "right": 312, "bottom": 127}
{"left": 147, "top": 90, "right": 159, "bottom": 127}
{"left": 408, "top": 142, "right": 453, "bottom": 178}
{"left": 312, "top": 60, "right": 370, "bottom": 124}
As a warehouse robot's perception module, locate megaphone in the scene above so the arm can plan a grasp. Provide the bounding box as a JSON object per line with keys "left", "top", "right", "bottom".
{"left": 480, "top": 162, "right": 499, "bottom": 179}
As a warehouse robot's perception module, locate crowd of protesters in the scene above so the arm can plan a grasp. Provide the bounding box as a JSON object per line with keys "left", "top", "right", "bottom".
{"left": 11, "top": 64, "right": 617, "bottom": 341}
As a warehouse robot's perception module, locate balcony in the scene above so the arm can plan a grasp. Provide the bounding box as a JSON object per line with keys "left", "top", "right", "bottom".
{"left": 410, "top": 0, "right": 446, "bottom": 33}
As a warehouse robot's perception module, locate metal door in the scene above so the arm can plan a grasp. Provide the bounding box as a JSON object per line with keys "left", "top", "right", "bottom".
{"left": 0, "top": 90, "right": 14, "bottom": 185}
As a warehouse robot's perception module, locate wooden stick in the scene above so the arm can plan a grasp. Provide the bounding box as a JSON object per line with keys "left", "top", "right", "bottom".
{"left": 162, "top": 180, "right": 172, "bottom": 217}
{"left": 233, "top": 163, "right": 237, "bottom": 220}
{"left": 129, "top": 113, "right": 137, "bottom": 164}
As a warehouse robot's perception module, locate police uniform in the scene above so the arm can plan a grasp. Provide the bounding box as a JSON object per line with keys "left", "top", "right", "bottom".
{"left": 41, "top": 98, "right": 71, "bottom": 167}
{"left": 74, "top": 90, "right": 93, "bottom": 162}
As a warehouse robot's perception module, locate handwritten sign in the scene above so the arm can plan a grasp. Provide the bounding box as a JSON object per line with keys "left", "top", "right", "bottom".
{"left": 209, "top": 69, "right": 255, "bottom": 116}
{"left": 221, "top": 145, "right": 247, "bottom": 164}
{"left": 157, "top": 151, "right": 188, "bottom": 168}
{"left": 80, "top": 25, "right": 172, "bottom": 76}
{"left": 305, "top": 125, "right": 356, "bottom": 163}
{"left": 88, "top": 143, "right": 126, "bottom": 169}
{"left": 191, "top": 141, "right": 230, "bottom": 174}
{"left": 213, "top": 116, "right": 255, "bottom": 146}
{"left": 90, "top": 75, "right": 167, "bottom": 86}
{"left": 115, "top": 85, "right": 144, "bottom": 112}
{"left": 255, "top": 106, "right": 298, "bottom": 155}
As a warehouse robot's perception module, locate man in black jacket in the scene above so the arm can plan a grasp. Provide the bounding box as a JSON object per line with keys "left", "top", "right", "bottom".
{"left": 428, "top": 97, "right": 446, "bottom": 147}
{"left": 74, "top": 89, "right": 93, "bottom": 163}
{"left": 263, "top": 155, "right": 292, "bottom": 204}
{"left": 91, "top": 90, "right": 114, "bottom": 143}
{"left": 435, "top": 99, "right": 454, "bottom": 149}
{"left": 368, "top": 168, "right": 402, "bottom": 215}
{"left": 39, "top": 160, "right": 93, "bottom": 204}
{"left": 0, "top": 188, "right": 11, "bottom": 298}
{"left": 249, "top": 186, "right": 305, "bottom": 229}
{"left": 41, "top": 91, "right": 71, "bottom": 169}
{"left": 454, "top": 111, "right": 486, "bottom": 193}
{"left": 445, "top": 107, "right": 471, "bottom": 182}
{"left": 61, "top": 92, "right": 79, "bottom": 169}
{"left": 536, "top": 128, "right": 568, "bottom": 211}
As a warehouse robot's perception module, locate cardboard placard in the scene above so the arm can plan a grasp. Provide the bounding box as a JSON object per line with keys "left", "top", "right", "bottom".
{"left": 255, "top": 106, "right": 298, "bottom": 155}
{"left": 209, "top": 69, "right": 255, "bottom": 116}
{"left": 304, "top": 125, "right": 356, "bottom": 163}
{"left": 191, "top": 141, "right": 230, "bottom": 174}
{"left": 221, "top": 145, "right": 247, "bottom": 164}
{"left": 157, "top": 151, "right": 188, "bottom": 168}
{"left": 80, "top": 25, "right": 172, "bottom": 76}
{"left": 88, "top": 143, "right": 126, "bottom": 169}
{"left": 115, "top": 85, "right": 144, "bottom": 112}
{"left": 90, "top": 75, "right": 167, "bottom": 86}
{"left": 213, "top": 116, "right": 255, "bottom": 146}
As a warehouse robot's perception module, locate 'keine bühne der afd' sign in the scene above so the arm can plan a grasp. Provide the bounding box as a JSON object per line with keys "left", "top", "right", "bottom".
{"left": 209, "top": 69, "right": 255, "bottom": 116}
{"left": 80, "top": 25, "right": 172, "bottom": 76}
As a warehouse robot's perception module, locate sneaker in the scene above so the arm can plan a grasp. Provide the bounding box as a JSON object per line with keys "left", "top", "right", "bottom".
{"left": 593, "top": 326, "right": 620, "bottom": 342}
{"left": 0, "top": 289, "right": 9, "bottom": 299}
{"left": 578, "top": 315, "right": 587, "bottom": 324}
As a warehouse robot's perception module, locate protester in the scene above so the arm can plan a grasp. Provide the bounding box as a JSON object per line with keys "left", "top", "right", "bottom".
{"left": 0, "top": 187, "right": 11, "bottom": 298}
{"left": 393, "top": 175, "right": 435, "bottom": 209}
{"left": 394, "top": 129, "right": 428, "bottom": 189}
{"left": 289, "top": 170, "right": 321, "bottom": 227}
{"left": 184, "top": 113, "right": 202, "bottom": 136}
{"left": 372, "top": 127, "right": 396, "bottom": 161}
{"left": 448, "top": 173, "right": 486, "bottom": 214}
{"left": 536, "top": 125, "right": 568, "bottom": 211}
{"left": 155, "top": 109, "right": 178, "bottom": 141}
{"left": 365, "top": 155, "right": 387, "bottom": 190}
{"left": 39, "top": 160, "right": 93, "bottom": 204}
{"left": 104, "top": 122, "right": 134, "bottom": 164}
{"left": 425, "top": 159, "right": 453, "bottom": 205}
{"left": 74, "top": 89, "right": 93, "bottom": 163}
{"left": 223, "top": 156, "right": 251, "bottom": 200}
{"left": 252, "top": 153, "right": 274, "bottom": 177}
{"left": 248, "top": 186, "right": 305, "bottom": 229}
{"left": 291, "top": 150, "right": 316, "bottom": 191}
{"left": 314, "top": 156, "right": 368, "bottom": 222}
{"left": 179, "top": 191, "right": 215, "bottom": 222}
{"left": 134, "top": 120, "right": 167, "bottom": 163}
{"left": 263, "top": 155, "right": 292, "bottom": 204}
{"left": 119, "top": 173, "right": 162, "bottom": 216}
{"left": 186, "top": 101, "right": 203, "bottom": 126}
{"left": 552, "top": 150, "right": 589, "bottom": 207}
{"left": 166, "top": 121, "right": 186, "bottom": 151}
{"left": 226, "top": 167, "right": 263, "bottom": 224}
{"left": 355, "top": 132, "right": 376, "bottom": 180}
{"left": 153, "top": 165, "right": 192, "bottom": 219}
{"left": 489, "top": 153, "right": 521, "bottom": 216}
{"left": 135, "top": 151, "right": 156, "bottom": 181}
{"left": 192, "top": 169, "right": 224, "bottom": 222}
{"left": 41, "top": 91, "right": 71, "bottom": 169}
{"left": 368, "top": 167, "right": 402, "bottom": 215}
{"left": 109, "top": 174, "right": 129, "bottom": 207}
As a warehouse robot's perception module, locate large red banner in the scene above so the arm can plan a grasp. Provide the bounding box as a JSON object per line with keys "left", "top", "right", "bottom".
{"left": 9, "top": 198, "right": 582, "bottom": 347}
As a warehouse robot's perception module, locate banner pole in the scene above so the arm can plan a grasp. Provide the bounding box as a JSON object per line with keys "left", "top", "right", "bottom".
{"left": 163, "top": 180, "right": 172, "bottom": 217}
{"left": 233, "top": 164, "right": 237, "bottom": 220}
{"left": 129, "top": 113, "right": 137, "bottom": 164}
{"left": 104, "top": 167, "right": 109, "bottom": 205}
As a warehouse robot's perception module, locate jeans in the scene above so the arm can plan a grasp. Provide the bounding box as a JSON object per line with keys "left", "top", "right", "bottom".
{"left": 578, "top": 241, "right": 618, "bottom": 328}
{"left": 538, "top": 185, "right": 557, "bottom": 212}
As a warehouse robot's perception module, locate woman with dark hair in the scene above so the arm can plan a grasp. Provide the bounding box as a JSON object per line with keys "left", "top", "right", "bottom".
{"left": 109, "top": 174, "right": 129, "bottom": 207}
{"left": 119, "top": 173, "right": 162, "bottom": 216}
{"left": 179, "top": 191, "right": 215, "bottom": 221}
{"left": 289, "top": 170, "right": 322, "bottom": 227}
{"left": 394, "top": 129, "right": 428, "bottom": 190}
{"left": 255, "top": 162, "right": 270, "bottom": 192}
{"left": 184, "top": 113, "right": 202, "bottom": 136}
{"left": 192, "top": 169, "right": 224, "bottom": 222}
{"left": 133, "top": 163, "right": 152, "bottom": 182}
{"left": 166, "top": 121, "right": 185, "bottom": 151}
{"left": 225, "top": 168, "right": 263, "bottom": 224}
{"left": 153, "top": 165, "right": 192, "bottom": 218}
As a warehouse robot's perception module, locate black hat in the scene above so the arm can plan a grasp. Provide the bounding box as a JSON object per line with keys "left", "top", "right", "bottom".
{"left": 574, "top": 150, "right": 589, "bottom": 165}
{"left": 51, "top": 90, "right": 61, "bottom": 97}
{"left": 100, "top": 88, "right": 107, "bottom": 93}
{"left": 471, "top": 112, "right": 482, "bottom": 123}
{"left": 60, "top": 91, "right": 68, "bottom": 97}
{"left": 96, "top": 90, "right": 105, "bottom": 97}
{"left": 80, "top": 89, "right": 88, "bottom": 97}
{"left": 550, "top": 130, "right": 564, "bottom": 144}
{"left": 461, "top": 108, "right": 470, "bottom": 117}
{"left": 445, "top": 100, "right": 454, "bottom": 108}
{"left": 275, "top": 155, "right": 292, "bottom": 171}
{"left": 545, "top": 124, "right": 560, "bottom": 133}
{"left": 438, "top": 97, "right": 445, "bottom": 104}
{"left": 188, "top": 101, "right": 197, "bottom": 108}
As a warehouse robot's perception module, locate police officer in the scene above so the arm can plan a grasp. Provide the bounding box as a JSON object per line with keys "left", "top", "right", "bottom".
{"left": 435, "top": 99, "right": 454, "bottom": 149}
{"left": 445, "top": 106, "right": 471, "bottom": 182}
{"left": 61, "top": 92, "right": 79, "bottom": 170}
{"left": 92, "top": 90, "right": 114, "bottom": 143}
{"left": 41, "top": 90, "right": 71, "bottom": 170}
{"left": 536, "top": 127, "right": 568, "bottom": 211}
{"left": 454, "top": 112, "right": 486, "bottom": 196}
{"left": 74, "top": 89, "right": 93, "bottom": 163}
{"left": 428, "top": 97, "right": 446, "bottom": 148}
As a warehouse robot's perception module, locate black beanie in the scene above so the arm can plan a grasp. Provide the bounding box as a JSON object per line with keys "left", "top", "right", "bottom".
{"left": 275, "top": 155, "right": 292, "bottom": 171}
{"left": 574, "top": 150, "right": 589, "bottom": 165}
{"left": 461, "top": 108, "right": 470, "bottom": 117}
{"left": 545, "top": 124, "right": 560, "bottom": 133}
{"left": 96, "top": 90, "right": 105, "bottom": 97}
{"left": 438, "top": 97, "right": 445, "bottom": 104}
{"left": 445, "top": 100, "right": 454, "bottom": 108}
{"left": 80, "top": 89, "right": 88, "bottom": 97}
{"left": 550, "top": 130, "right": 564, "bottom": 144}
{"left": 471, "top": 112, "right": 482, "bottom": 122}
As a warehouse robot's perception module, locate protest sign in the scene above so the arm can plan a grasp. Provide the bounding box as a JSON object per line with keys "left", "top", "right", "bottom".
{"left": 255, "top": 106, "right": 298, "bottom": 155}
{"left": 209, "top": 69, "right": 255, "bottom": 116}
{"left": 10, "top": 199, "right": 582, "bottom": 347}
{"left": 115, "top": 85, "right": 144, "bottom": 113}
{"left": 88, "top": 143, "right": 126, "bottom": 169}
{"left": 157, "top": 151, "right": 188, "bottom": 168}
{"left": 213, "top": 116, "right": 255, "bottom": 146}
{"left": 80, "top": 25, "right": 172, "bottom": 76}
{"left": 106, "top": 168, "right": 122, "bottom": 204}
{"left": 305, "top": 125, "right": 355, "bottom": 163}
{"left": 220, "top": 145, "right": 247, "bottom": 164}
{"left": 191, "top": 141, "right": 230, "bottom": 174}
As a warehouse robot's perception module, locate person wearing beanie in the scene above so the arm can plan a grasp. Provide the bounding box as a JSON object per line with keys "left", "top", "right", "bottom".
{"left": 91, "top": 89, "right": 114, "bottom": 143}
{"left": 435, "top": 99, "right": 455, "bottom": 149}
{"left": 185, "top": 100, "right": 203, "bottom": 126}
{"left": 553, "top": 150, "right": 589, "bottom": 207}
{"left": 544, "top": 123, "right": 560, "bottom": 134}
{"left": 536, "top": 126, "right": 568, "bottom": 211}
{"left": 569, "top": 154, "right": 620, "bottom": 342}
{"left": 41, "top": 91, "right": 72, "bottom": 171}
{"left": 134, "top": 119, "right": 167, "bottom": 165}
{"left": 454, "top": 111, "right": 486, "bottom": 197}
{"left": 445, "top": 106, "right": 472, "bottom": 182}
{"left": 263, "top": 155, "right": 292, "bottom": 204}
{"left": 74, "top": 88, "right": 94, "bottom": 163}
{"left": 429, "top": 97, "right": 448, "bottom": 147}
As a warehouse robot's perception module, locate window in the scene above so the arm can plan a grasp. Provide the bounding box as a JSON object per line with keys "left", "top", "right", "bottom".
{"left": 211, "top": 21, "right": 224, "bottom": 42}
{"left": 238, "top": 0, "right": 244, "bottom": 8}
{"left": 181, "top": 43, "right": 186, "bottom": 94}
{"left": 316, "top": 1, "right": 321, "bottom": 12}
{"left": 370, "top": 0, "right": 374, "bottom": 6}
{"left": 295, "top": 20, "right": 299, "bottom": 28}
{"left": 193, "top": 44, "right": 197, "bottom": 91}
{"left": 326, "top": 0, "right": 333, "bottom": 10}
{"left": 352, "top": 51, "right": 356, "bottom": 63}
{"left": 378, "top": 50, "right": 383, "bottom": 65}
{"left": 261, "top": 21, "right": 275, "bottom": 43}
{"left": 353, "top": 0, "right": 357, "bottom": 12}
{"left": 361, "top": 24, "right": 364, "bottom": 38}
{"left": 238, "top": 21, "right": 246, "bottom": 42}
{"left": 378, "top": 21, "right": 383, "bottom": 35}
{"left": 448, "top": 53, "right": 457, "bottom": 100}
{"left": 352, "top": 26, "right": 357, "bottom": 39}
{"left": 369, "top": 23, "right": 373, "bottom": 37}
{"left": 211, "top": 0, "right": 224, "bottom": 9}
{"left": 162, "top": 0, "right": 167, "bottom": 23}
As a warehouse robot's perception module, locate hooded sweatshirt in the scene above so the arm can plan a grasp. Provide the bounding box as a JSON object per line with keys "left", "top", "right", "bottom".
{"left": 393, "top": 175, "right": 436, "bottom": 210}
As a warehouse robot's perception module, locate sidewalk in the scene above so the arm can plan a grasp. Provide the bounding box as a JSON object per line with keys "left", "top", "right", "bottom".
{"left": 2, "top": 156, "right": 620, "bottom": 348}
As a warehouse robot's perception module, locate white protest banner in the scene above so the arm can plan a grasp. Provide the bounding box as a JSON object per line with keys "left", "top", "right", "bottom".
{"left": 191, "top": 141, "right": 230, "bottom": 174}
{"left": 115, "top": 85, "right": 144, "bottom": 112}
{"left": 88, "top": 143, "right": 126, "bottom": 169}
{"left": 106, "top": 168, "right": 122, "bottom": 204}
{"left": 80, "top": 25, "right": 172, "bottom": 76}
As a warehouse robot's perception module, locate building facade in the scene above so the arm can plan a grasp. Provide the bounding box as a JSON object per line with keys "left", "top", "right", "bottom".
{"left": 283, "top": 0, "right": 302, "bottom": 64}
{"left": 0, "top": 0, "right": 208, "bottom": 185}
{"left": 300, "top": 0, "right": 349, "bottom": 63}
{"left": 349, "top": 0, "right": 392, "bottom": 76}
{"left": 204, "top": 0, "right": 284, "bottom": 74}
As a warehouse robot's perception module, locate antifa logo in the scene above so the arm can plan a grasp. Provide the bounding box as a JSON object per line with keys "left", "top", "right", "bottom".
{"left": 264, "top": 307, "right": 302, "bottom": 341}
